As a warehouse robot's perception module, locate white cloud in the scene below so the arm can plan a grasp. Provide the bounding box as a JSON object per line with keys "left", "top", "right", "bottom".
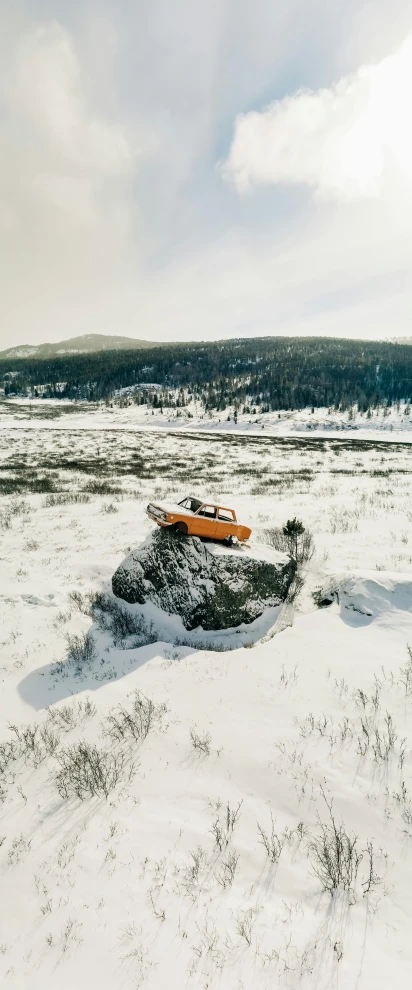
{"left": 12, "top": 23, "right": 132, "bottom": 176}
{"left": 223, "top": 34, "right": 412, "bottom": 200}
{"left": 0, "top": 20, "right": 135, "bottom": 241}
{"left": 0, "top": 19, "right": 139, "bottom": 341}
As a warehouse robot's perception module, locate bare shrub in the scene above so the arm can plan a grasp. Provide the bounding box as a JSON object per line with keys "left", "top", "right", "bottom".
{"left": 184, "top": 846, "right": 208, "bottom": 889}
{"left": 236, "top": 909, "right": 254, "bottom": 946}
{"left": 362, "top": 841, "right": 382, "bottom": 895}
{"left": 297, "top": 529, "right": 314, "bottom": 564}
{"left": 211, "top": 800, "right": 243, "bottom": 851}
{"left": 46, "top": 698, "right": 97, "bottom": 732}
{"left": 54, "top": 743, "right": 130, "bottom": 799}
{"left": 311, "top": 813, "right": 362, "bottom": 895}
{"left": 8, "top": 724, "right": 44, "bottom": 766}
{"left": 399, "top": 645, "right": 412, "bottom": 696}
{"left": 46, "top": 698, "right": 96, "bottom": 731}
{"left": 279, "top": 664, "right": 298, "bottom": 687}
{"left": 372, "top": 713, "right": 397, "bottom": 762}
{"left": 398, "top": 737, "right": 407, "bottom": 771}
{"left": 105, "top": 691, "right": 167, "bottom": 744}
{"left": 149, "top": 890, "right": 166, "bottom": 921}
{"left": 298, "top": 712, "right": 315, "bottom": 738}
{"left": 101, "top": 502, "right": 118, "bottom": 514}
{"left": 309, "top": 792, "right": 381, "bottom": 897}
{"left": 0, "top": 740, "right": 19, "bottom": 775}
{"left": 44, "top": 493, "right": 90, "bottom": 506}
{"left": 264, "top": 526, "right": 288, "bottom": 553}
{"left": 68, "top": 590, "right": 93, "bottom": 614}
{"left": 286, "top": 573, "right": 304, "bottom": 604}
{"left": 195, "top": 917, "right": 222, "bottom": 961}
{"left": 39, "top": 725, "right": 60, "bottom": 756}
{"left": 25, "top": 539, "right": 39, "bottom": 551}
{"left": 9, "top": 497, "right": 30, "bottom": 517}
{"left": 8, "top": 833, "right": 31, "bottom": 866}
{"left": 83, "top": 479, "right": 123, "bottom": 495}
{"left": 264, "top": 519, "right": 314, "bottom": 565}
{"left": 60, "top": 917, "right": 83, "bottom": 952}
{"left": 65, "top": 631, "right": 97, "bottom": 673}
{"left": 330, "top": 509, "right": 359, "bottom": 534}
{"left": 190, "top": 728, "right": 211, "bottom": 755}
{"left": 355, "top": 688, "right": 369, "bottom": 710}
{"left": 216, "top": 850, "right": 239, "bottom": 888}
{"left": 92, "top": 593, "right": 156, "bottom": 648}
{"left": 174, "top": 635, "right": 229, "bottom": 652}
{"left": 257, "top": 813, "right": 284, "bottom": 864}
{"left": 8, "top": 721, "right": 60, "bottom": 764}
{"left": 401, "top": 801, "right": 412, "bottom": 828}
{"left": 0, "top": 509, "right": 12, "bottom": 530}
{"left": 47, "top": 706, "right": 75, "bottom": 732}
{"left": 357, "top": 715, "right": 372, "bottom": 757}
{"left": 371, "top": 682, "right": 381, "bottom": 713}
{"left": 337, "top": 716, "right": 353, "bottom": 743}
{"left": 53, "top": 609, "right": 71, "bottom": 629}
{"left": 0, "top": 497, "right": 30, "bottom": 529}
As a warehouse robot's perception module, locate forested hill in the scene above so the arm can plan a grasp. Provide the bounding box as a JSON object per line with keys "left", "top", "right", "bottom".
{"left": 0, "top": 333, "right": 162, "bottom": 360}
{"left": 1, "top": 336, "right": 412, "bottom": 411}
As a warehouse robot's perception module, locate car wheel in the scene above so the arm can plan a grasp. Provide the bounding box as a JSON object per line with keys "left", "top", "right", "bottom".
{"left": 176, "top": 521, "right": 188, "bottom": 535}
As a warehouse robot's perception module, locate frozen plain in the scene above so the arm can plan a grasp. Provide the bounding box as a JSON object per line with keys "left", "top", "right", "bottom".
{"left": 1, "top": 401, "right": 412, "bottom": 989}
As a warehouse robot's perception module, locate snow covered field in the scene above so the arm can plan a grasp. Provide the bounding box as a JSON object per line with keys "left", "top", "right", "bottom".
{"left": 3, "top": 395, "right": 412, "bottom": 442}
{"left": 1, "top": 413, "right": 412, "bottom": 988}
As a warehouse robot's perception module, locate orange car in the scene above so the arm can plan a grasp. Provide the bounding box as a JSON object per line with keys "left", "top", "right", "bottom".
{"left": 147, "top": 496, "right": 252, "bottom": 542}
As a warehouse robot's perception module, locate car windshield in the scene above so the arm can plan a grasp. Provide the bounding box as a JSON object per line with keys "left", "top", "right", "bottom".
{"left": 178, "top": 497, "right": 203, "bottom": 514}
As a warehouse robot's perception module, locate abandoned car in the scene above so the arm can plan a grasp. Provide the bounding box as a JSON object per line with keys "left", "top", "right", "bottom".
{"left": 146, "top": 496, "right": 252, "bottom": 542}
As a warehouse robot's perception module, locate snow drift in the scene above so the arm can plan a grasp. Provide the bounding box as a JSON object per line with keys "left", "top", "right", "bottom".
{"left": 317, "top": 571, "right": 412, "bottom": 621}
{"left": 112, "top": 529, "right": 295, "bottom": 630}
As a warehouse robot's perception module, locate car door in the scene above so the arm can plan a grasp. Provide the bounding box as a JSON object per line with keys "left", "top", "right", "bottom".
{"left": 193, "top": 504, "right": 217, "bottom": 537}
{"left": 215, "top": 507, "right": 237, "bottom": 540}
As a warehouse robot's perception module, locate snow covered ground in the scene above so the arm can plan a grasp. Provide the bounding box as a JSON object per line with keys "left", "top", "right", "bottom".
{"left": 1, "top": 413, "right": 412, "bottom": 988}
{"left": 2, "top": 396, "right": 412, "bottom": 442}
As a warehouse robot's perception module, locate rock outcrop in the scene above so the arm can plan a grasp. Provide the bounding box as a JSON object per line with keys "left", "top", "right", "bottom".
{"left": 112, "top": 529, "right": 295, "bottom": 631}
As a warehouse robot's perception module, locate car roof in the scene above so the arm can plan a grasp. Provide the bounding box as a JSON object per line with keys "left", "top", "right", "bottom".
{"left": 184, "top": 496, "right": 234, "bottom": 511}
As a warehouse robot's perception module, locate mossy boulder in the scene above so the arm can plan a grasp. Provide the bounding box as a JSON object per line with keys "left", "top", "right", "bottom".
{"left": 112, "top": 529, "right": 295, "bottom": 631}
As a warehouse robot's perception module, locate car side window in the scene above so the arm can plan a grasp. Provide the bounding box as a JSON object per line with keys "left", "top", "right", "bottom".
{"left": 217, "top": 509, "right": 234, "bottom": 522}
{"left": 198, "top": 504, "right": 216, "bottom": 518}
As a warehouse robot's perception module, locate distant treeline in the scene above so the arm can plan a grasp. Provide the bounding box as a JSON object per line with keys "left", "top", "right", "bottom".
{"left": 2, "top": 336, "right": 412, "bottom": 411}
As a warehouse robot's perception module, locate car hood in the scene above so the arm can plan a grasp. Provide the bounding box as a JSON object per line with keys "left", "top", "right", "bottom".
{"left": 148, "top": 501, "right": 194, "bottom": 517}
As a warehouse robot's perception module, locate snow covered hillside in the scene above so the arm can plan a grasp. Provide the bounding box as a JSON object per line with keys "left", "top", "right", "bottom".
{"left": 1, "top": 423, "right": 412, "bottom": 988}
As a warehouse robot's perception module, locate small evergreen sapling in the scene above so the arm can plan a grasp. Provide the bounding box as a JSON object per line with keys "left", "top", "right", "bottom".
{"left": 282, "top": 518, "right": 305, "bottom": 562}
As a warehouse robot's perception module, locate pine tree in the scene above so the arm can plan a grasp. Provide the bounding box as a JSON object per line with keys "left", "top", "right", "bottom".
{"left": 282, "top": 518, "right": 305, "bottom": 562}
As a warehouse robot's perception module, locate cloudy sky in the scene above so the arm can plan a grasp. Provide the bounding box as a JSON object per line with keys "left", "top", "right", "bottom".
{"left": 1, "top": 0, "right": 412, "bottom": 346}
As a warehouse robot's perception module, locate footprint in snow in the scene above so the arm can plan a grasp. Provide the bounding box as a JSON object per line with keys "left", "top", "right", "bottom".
{"left": 0, "top": 593, "right": 57, "bottom": 607}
